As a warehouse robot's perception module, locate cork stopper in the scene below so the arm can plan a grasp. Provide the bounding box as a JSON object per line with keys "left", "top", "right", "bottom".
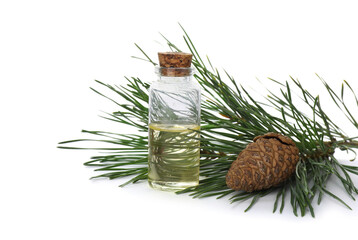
{"left": 158, "top": 52, "right": 193, "bottom": 77}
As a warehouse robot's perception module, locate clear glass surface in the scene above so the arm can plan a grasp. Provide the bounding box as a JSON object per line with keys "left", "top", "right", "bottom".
{"left": 148, "top": 67, "right": 201, "bottom": 191}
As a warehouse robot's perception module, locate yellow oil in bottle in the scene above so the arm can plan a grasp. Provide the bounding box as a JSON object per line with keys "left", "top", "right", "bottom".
{"left": 148, "top": 123, "right": 200, "bottom": 191}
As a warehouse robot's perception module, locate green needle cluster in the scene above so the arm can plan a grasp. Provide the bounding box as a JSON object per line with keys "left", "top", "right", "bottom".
{"left": 58, "top": 26, "right": 358, "bottom": 217}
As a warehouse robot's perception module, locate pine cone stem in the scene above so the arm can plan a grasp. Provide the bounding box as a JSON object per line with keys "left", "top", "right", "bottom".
{"left": 277, "top": 139, "right": 358, "bottom": 163}
{"left": 339, "top": 140, "right": 358, "bottom": 148}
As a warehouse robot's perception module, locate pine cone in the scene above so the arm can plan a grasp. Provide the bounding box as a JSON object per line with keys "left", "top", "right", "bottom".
{"left": 226, "top": 132, "right": 300, "bottom": 192}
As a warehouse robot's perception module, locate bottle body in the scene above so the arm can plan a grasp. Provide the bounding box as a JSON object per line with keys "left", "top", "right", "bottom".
{"left": 148, "top": 67, "right": 201, "bottom": 191}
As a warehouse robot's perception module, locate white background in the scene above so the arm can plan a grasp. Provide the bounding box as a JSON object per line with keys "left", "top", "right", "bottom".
{"left": 1, "top": 0, "right": 358, "bottom": 239}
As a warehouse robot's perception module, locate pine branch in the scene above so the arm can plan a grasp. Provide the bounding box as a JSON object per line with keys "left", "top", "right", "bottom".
{"left": 58, "top": 25, "right": 358, "bottom": 217}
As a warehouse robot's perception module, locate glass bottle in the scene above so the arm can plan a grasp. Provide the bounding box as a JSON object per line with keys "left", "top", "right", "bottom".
{"left": 148, "top": 52, "right": 201, "bottom": 191}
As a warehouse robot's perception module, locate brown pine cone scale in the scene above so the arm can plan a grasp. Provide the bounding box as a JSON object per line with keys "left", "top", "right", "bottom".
{"left": 226, "top": 132, "right": 300, "bottom": 192}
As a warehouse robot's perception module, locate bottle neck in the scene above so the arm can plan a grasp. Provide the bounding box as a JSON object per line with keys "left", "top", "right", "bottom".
{"left": 158, "top": 75, "right": 192, "bottom": 83}
{"left": 155, "top": 66, "right": 195, "bottom": 83}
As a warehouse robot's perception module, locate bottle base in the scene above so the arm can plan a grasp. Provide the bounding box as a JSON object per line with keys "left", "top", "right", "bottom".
{"left": 148, "top": 179, "right": 199, "bottom": 192}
